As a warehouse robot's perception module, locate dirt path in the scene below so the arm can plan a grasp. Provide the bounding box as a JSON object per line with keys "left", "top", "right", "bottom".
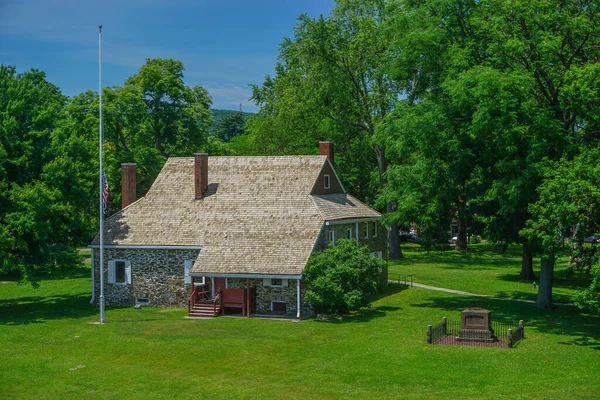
{"left": 392, "top": 280, "right": 575, "bottom": 307}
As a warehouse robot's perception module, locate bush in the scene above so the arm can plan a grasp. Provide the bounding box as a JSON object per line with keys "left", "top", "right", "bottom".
{"left": 303, "top": 239, "right": 385, "bottom": 315}
{"left": 470, "top": 235, "right": 482, "bottom": 244}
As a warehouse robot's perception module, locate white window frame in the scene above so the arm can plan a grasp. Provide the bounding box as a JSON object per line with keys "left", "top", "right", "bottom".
{"left": 369, "top": 251, "right": 383, "bottom": 259}
{"left": 270, "top": 300, "right": 287, "bottom": 312}
{"left": 184, "top": 260, "right": 193, "bottom": 284}
{"left": 108, "top": 259, "right": 131, "bottom": 285}
{"left": 193, "top": 276, "right": 206, "bottom": 286}
{"left": 324, "top": 174, "right": 331, "bottom": 189}
{"left": 372, "top": 221, "right": 377, "bottom": 237}
{"left": 347, "top": 228, "right": 352, "bottom": 239}
{"left": 329, "top": 230, "right": 335, "bottom": 246}
{"left": 263, "top": 278, "right": 288, "bottom": 287}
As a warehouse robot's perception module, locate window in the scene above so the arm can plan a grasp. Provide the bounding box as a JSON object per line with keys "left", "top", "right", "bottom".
{"left": 347, "top": 228, "right": 352, "bottom": 239}
{"left": 372, "top": 221, "right": 377, "bottom": 237}
{"left": 136, "top": 297, "right": 150, "bottom": 305}
{"left": 369, "top": 251, "right": 383, "bottom": 259}
{"left": 193, "top": 276, "right": 206, "bottom": 286}
{"left": 324, "top": 174, "right": 331, "bottom": 189}
{"left": 264, "top": 278, "right": 288, "bottom": 287}
{"left": 184, "top": 260, "right": 193, "bottom": 284}
{"left": 364, "top": 222, "right": 369, "bottom": 239}
{"left": 329, "top": 230, "right": 335, "bottom": 246}
{"left": 108, "top": 260, "right": 131, "bottom": 284}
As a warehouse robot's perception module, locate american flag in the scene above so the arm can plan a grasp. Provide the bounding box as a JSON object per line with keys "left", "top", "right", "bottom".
{"left": 102, "top": 172, "right": 109, "bottom": 214}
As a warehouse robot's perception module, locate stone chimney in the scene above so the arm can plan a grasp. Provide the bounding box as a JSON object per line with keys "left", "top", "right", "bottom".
{"left": 194, "top": 153, "right": 208, "bottom": 199}
{"left": 319, "top": 141, "right": 334, "bottom": 164}
{"left": 121, "top": 163, "right": 136, "bottom": 209}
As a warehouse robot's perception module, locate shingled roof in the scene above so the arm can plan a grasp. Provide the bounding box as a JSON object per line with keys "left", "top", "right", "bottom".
{"left": 92, "top": 155, "right": 380, "bottom": 276}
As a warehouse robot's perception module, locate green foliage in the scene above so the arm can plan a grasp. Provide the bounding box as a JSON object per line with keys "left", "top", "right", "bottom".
{"left": 470, "top": 235, "right": 482, "bottom": 245}
{"left": 303, "top": 239, "right": 384, "bottom": 314}
{"left": 214, "top": 111, "right": 246, "bottom": 142}
{"left": 0, "top": 65, "right": 83, "bottom": 285}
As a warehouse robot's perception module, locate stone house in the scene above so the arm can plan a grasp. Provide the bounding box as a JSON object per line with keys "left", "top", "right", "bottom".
{"left": 90, "top": 142, "right": 387, "bottom": 319}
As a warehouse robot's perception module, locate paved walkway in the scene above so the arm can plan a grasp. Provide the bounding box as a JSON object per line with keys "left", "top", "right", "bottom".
{"left": 392, "top": 280, "right": 575, "bottom": 307}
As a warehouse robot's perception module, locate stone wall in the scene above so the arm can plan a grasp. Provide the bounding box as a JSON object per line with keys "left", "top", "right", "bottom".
{"left": 92, "top": 248, "right": 200, "bottom": 307}
{"left": 226, "top": 278, "right": 312, "bottom": 316}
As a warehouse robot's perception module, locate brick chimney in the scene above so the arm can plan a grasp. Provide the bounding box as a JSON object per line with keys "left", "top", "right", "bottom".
{"left": 194, "top": 153, "right": 208, "bottom": 199}
{"left": 121, "top": 163, "right": 136, "bottom": 209}
{"left": 319, "top": 141, "right": 334, "bottom": 164}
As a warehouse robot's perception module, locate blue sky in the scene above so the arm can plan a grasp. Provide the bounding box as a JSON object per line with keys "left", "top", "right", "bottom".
{"left": 0, "top": 0, "right": 335, "bottom": 112}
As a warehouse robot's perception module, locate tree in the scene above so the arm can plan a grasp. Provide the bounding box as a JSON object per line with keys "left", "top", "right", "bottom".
{"left": 303, "top": 239, "right": 385, "bottom": 315}
{"left": 247, "top": 0, "right": 404, "bottom": 257}
{"left": 0, "top": 65, "right": 85, "bottom": 285}
{"left": 214, "top": 112, "right": 246, "bottom": 142}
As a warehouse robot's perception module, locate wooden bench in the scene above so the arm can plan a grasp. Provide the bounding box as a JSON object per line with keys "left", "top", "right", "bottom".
{"left": 221, "top": 288, "right": 257, "bottom": 317}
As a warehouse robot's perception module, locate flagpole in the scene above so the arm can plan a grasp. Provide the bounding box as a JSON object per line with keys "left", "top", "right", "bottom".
{"left": 98, "top": 25, "right": 106, "bottom": 324}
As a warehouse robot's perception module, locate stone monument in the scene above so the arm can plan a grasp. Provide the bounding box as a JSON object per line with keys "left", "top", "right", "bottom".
{"left": 456, "top": 308, "right": 495, "bottom": 342}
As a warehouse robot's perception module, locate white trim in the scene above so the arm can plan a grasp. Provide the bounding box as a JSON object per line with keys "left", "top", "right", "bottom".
{"left": 184, "top": 260, "right": 193, "bottom": 284}
{"left": 193, "top": 276, "right": 206, "bottom": 285}
{"left": 346, "top": 228, "right": 352, "bottom": 239}
{"left": 296, "top": 279, "right": 301, "bottom": 319}
{"left": 355, "top": 222, "right": 359, "bottom": 245}
{"left": 88, "top": 245, "right": 202, "bottom": 250}
{"left": 364, "top": 221, "right": 369, "bottom": 239}
{"left": 192, "top": 273, "right": 302, "bottom": 279}
{"left": 90, "top": 249, "right": 95, "bottom": 304}
{"left": 372, "top": 221, "right": 377, "bottom": 238}
{"left": 108, "top": 259, "right": 130, "bottom": 285}
{"left": 326, "top": 217, "right": 379, "bottom": 226}
{"left": 329, "top": 230, "right": 335, "bottom": 246}
{"left": 270, "top": 300, "right": 287, "bottom": 312}
{"left": 324, "top": 174, "right": 331, "bottom": 189}
{"left": 325, "top": 157, "right": 346, "bottom": 193}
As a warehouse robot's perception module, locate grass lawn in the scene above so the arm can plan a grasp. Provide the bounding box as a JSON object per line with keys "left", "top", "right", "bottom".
{"left": 389, "top": 243, "right": 592, "bottom": 304}
{"left": 1, "top": 257, "right": 599, "bottom": 399}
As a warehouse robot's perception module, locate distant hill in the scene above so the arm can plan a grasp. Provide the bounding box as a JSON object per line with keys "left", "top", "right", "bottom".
{"left": 210, "top": 109, "right": 254, "bottom": 133}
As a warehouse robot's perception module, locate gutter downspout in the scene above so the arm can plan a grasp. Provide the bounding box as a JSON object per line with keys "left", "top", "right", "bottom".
{"left": 90, "top": 248, "right": 95, "bottom": 304}
{"left": 297, "top": 279, "right": 301, "bottom": 319}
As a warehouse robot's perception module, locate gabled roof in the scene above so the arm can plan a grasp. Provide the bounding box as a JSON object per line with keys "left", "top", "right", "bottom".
{"left": 92, "top": 155, "right": 381, "bottom": 276}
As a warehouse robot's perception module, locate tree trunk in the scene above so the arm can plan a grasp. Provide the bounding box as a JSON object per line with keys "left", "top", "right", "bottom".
{"left": 375, "top": 143, "right": 403, "bottom": 260}
{"left": 536, "top": 257, "right": 554, "bottom": 309}
{"left": 456, "top": 216, "right": 468, "bottom": 251}
{"left": 519, "top": 242, "right": 536, "bottom": 280}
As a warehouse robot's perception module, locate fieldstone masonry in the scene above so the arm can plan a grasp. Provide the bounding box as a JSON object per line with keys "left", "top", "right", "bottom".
{"left": 93, "top": 248, "right": 200, "bottom": 307}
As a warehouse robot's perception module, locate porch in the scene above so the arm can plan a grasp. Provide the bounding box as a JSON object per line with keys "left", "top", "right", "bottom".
{"left": 187, "top": 276, "right": 306, "bottom": 319}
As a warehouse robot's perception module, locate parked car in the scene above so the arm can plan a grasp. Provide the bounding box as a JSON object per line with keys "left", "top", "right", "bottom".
{"left": 449, "top": 236, "right": 457, "bottom": 244}
{"left": 584, "top": 235, "right": 598, "bottom": 243}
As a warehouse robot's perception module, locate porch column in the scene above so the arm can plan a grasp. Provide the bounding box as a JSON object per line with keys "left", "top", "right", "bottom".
{"left": 211, "top": 277, "right": 215, "bottom": 297}
{"left": 355, "top": 222, "right": 359, "bottom": 245}
{"left": 247, "top": 278, "right": 250, "bottom": 318}
{"left": 297, "top": 279, "right": 301, "bottom": 319}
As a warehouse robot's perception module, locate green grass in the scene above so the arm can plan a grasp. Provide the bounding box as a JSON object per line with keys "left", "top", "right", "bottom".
{"left": 1, "top": 257, "right": 599, "bottom": 399}
{"left": 389, "top": 243, "right": 591, "bottom": 304}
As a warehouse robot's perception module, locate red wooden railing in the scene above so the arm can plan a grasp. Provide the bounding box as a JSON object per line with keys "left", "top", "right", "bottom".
{"left": 213, "top": 288, "right": 222, "bottom": 315}
{"left": 187, "top": 284, "right": 211, "bottom": 314}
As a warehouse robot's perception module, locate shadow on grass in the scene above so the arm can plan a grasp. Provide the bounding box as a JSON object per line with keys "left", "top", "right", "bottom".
{"left": 0, "top": 293, "right": 96, "bottom": 325}
{"left": 315, "top": 284, "right": 409, "bottom": 324}
{"left": 411, "top": 293, "right": 600, "bottom": 350}
{"left": 497, "top": 273, "right": 592, "bottom": 291}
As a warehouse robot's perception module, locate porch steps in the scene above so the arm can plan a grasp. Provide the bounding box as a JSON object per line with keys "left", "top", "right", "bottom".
{"left": 188, "top": 302, "right": 220, "bottom": 318}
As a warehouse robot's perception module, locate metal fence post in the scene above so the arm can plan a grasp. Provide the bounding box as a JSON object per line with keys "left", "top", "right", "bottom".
{"left": 442, "top": 317, "right": 447, "bottom": 336}
{"left": 508, "top": 328, "right": 513, "bottom": 348}
{"left": 427, "top": 325, "right": 432, "bottom": 344}
{"left": 519, "top": 320, "right": 524, "bottom": 339}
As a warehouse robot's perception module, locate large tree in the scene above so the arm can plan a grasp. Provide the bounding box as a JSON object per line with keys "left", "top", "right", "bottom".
{"left": 0, "top": 66, "right": 89, "bottom": 285}
{"left": 246, "top": 0, "right": 404, "bottom": 257}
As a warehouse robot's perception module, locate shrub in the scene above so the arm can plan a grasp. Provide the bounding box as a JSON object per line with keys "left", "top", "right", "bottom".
{"left": 470, "top": 235, "right": 482, "bottom": 244}
{"left": 303, "top": 239, "right": 385, "bottom": 315}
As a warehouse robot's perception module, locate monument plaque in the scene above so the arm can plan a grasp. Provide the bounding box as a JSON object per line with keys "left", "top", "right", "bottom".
{"left": 457, "top": 308, "right": 495, "bottom": 342}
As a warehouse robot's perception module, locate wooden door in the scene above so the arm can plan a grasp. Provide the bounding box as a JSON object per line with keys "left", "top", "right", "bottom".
{"left": 214, "top": 278, "right": 226, "bottom": 294}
